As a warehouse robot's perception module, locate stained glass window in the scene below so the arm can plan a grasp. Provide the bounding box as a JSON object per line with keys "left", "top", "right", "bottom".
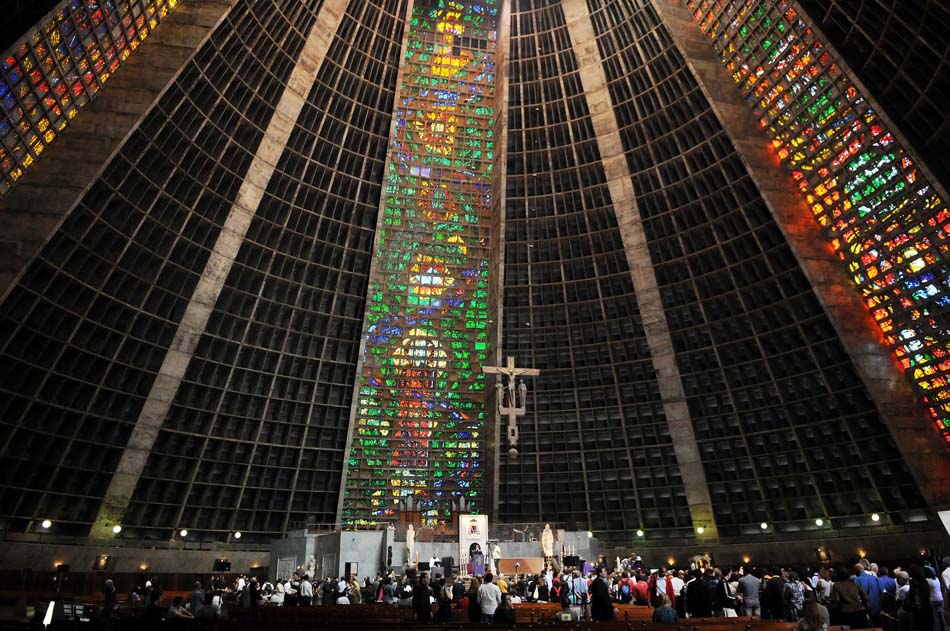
{"left": 341, "top": 0, "right": 497, "bottom": 526}
{"left": 0, "top": 0, "right": 179, "bottom": 196}
{"left": 686, "top": 0, "right": 950, "bottom": 446}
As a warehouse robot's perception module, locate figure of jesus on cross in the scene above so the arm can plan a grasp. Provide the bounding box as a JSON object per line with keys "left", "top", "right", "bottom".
{"left": 482, "top": 356, "right": 540, "bottom": 459}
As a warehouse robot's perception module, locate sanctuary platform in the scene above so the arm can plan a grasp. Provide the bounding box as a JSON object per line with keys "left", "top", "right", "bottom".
{"left": 270, "top": 525, "right": 599, "bottom": 580}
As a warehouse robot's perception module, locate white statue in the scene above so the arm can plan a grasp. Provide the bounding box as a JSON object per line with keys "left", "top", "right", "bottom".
{"left": 406, "top": 524, "right": 415, "bottom": 563}
{"left": 307, "top": 555, "right": 316, "bottom": 577}
{"left": 541, "top": 524, "right": 554, "bottom": 557}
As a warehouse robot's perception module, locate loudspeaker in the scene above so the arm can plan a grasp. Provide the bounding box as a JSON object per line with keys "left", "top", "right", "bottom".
{"left": 441, "top": 556, "right": 455, "bottom": 571}
{"left": 564, "top": 555, "right": 580, "bottom": 567}
{"left": 387, "top": 546, "right": 393, "bottom": 568}
{"left": 430, "top": 566, "right": 444, "bottom": 581}
{"left": 213, "top": 559, "right": 231, "bottom": 572}
{"left": 418, "top": 561, "right": 430, "bottom": 571}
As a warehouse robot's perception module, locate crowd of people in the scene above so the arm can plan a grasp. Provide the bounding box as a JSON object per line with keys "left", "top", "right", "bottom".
{"left": 98, "top": 554, "right": 950, "bottom": 630}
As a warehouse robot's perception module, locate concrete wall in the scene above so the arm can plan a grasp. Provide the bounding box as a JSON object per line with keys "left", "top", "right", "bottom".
{"left": 0, "top": 539, "right": 269, "bottom": 596}
{"left": 0, "top": 0, "right": 232, "bottom": 296}
{"left": 602, "top": 529, "right": 950, "bottom": 571}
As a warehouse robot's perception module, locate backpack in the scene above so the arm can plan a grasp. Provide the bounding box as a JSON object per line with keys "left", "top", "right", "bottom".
{"left": 621, "top": 581, "right": 632, "bottom": 598}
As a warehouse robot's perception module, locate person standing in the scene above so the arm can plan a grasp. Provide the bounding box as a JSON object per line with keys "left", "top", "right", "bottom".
{"left": 478, "top": 573, "right": 502, "bottom": 623}
{"left": 572, "top": 570, "right": 590, "bottom": 619}
{"left": 102, "top": 579, "right": 117, "bottom": 621}
{"left": 381, "top": 576, "right": 397, "bottom": 605}
{"left": 452, "top": 576, "right": 466, "bottom": 604}
{"left": 672, "top": 570, "right": 687, "bottom": 618}
{"left": 617, "top": 571, "right": 635, "bottom": 604}
{"left": 925, "top": 566, "right": 946, "bottom": 631}
{"left": 784, "top": 571, "right": 807, "bottom": 622}
{"left": 412, "top": 573, "right": 432, "bottom": 622}
{"left": 717, "top": 569, "right": 739, "bottom": 617}
{"left": 436, "top": 577, "right": 453, "bottom": 622}
{"left": 738, "top": 567, "right": 762, "bottom": 617}
{"left": 248, "top": 577, "right": 261, "bottom": 608}
{"left": 287, "top": 572, "right": 300, "bottom": 607}
{"left": 686, "top": 569, "right": 713, "bottom": 618}
{"left": 815, "top": 569, "right": 832, "bottom": 605}
{"left": 591, "top": 567, "right": 616, "bottom": 621}
{"left": 853, "top": 563, "right": 882, "bottom": 623}
{"left": 830, "top": 567, "right": 869, "bottom": 629}
{"left": 878, "top": 567, "right": 897, "bottom": 615}
{"left": 298, "top": 574, "right": 313, "bottom": 606}
{"left": 467, "top": 576, "right": 482, "bottom": 623}
{"left": 763, "top": 569, "right": 786, "bottom": 620}
{"left": 188, "top": 581, "right": 203, "bottom": 614}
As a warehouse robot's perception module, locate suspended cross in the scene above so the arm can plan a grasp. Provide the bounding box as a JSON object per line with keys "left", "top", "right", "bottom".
{"left": 482, "top": 356, "right": 540, "bottom": 459}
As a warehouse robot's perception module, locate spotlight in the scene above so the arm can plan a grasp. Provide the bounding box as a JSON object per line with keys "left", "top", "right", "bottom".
{"left": 587, "top": 531, "right": 593, "bottom": 538}
{"left": 696, "top": 526, "right": 705, "bottom": 534}
{"left": 871, "top": 513, "right": 881, "bottom": 522}
{"left": 636, "top": 529, "right": 644, "bottom": 537}
{"left": 41, "top": 519, "right": 52, "bottom": 529}
{"left": 233, "top": 531, "right": 242, "bottom": 539}
{"left": 760, "top": 522, "right": 768, "bottom": 530}
{"left": 180, "top": 529, "right": 189, "bottom": 537}
{"left": 815, "top": 519, "right": 824, "bottom": 527}
{"left": 112, "top": 525, "right": 122, "bottom": 534}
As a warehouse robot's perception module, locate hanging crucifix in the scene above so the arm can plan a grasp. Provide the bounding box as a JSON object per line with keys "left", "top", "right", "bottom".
{"left": 481, "top": 356, "right": 540, "bottom": 459}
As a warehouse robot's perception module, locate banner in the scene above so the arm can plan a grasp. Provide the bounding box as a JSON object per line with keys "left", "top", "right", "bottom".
{"left": 458, "top": 513, "right": 488, "bottom": 573}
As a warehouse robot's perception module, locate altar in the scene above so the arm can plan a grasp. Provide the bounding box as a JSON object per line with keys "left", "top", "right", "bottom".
{"left": 270, "top": 525, "right": 600, "bottom": 580}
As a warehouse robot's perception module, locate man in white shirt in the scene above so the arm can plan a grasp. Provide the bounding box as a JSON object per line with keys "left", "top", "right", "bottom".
{"left": 941, "top": 558, "right": 950, "bottom": 591}
{"left": 478, "top": 573, "right": 503, "bottom": 623}
{"left": 298, "top": 576, "right": 313, "bottom": 606}
{"left": 670, "top": 570, "right": 685, "bottom": 599}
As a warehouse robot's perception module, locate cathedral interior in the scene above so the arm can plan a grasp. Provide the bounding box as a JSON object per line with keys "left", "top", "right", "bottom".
{"left": 0, "top": 0, "right": 949, "bottom": 583}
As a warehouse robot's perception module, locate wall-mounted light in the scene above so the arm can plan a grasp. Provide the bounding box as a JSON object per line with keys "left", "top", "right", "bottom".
{"left": 112, "top": 525, "right": 122, "bottom": 534}
{"left": 760, "top": 522, "right": 768, "bottom": 530}
{"left": 636, "top": 529, "right": 644, "bottom": 537}
{"left": 696, "top": 526, "right": 705, "bottom": 535}
{"left": 871, "top": 513, "right": 881, "bottom": 522}
{"left": 742, "top": 555, "right": 751, "bottom": 564}
{"left": 233, "top": 531, "right": 242, "bottom": 540}
{"left": 41, "top": 519, "right": 52, "bottom": 529}
{"left": 815, "top": 519, "right": 824, "bottom": 527}
{"left": 179, "top": 529, "right": 188, "bottom": 537}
